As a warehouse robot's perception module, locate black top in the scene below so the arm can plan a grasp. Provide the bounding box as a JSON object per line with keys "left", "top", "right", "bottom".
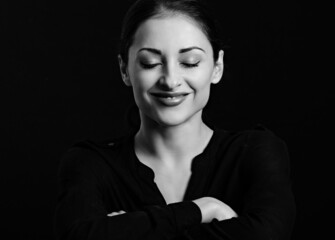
{"left": 54, "top": 126, "right": 295, "bottom": 240}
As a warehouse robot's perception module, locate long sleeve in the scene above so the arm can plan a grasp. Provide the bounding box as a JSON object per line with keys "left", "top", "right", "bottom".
{"left": 53, "top": 147, "right": 201, "bottom": 240}
{"left": 178, "top": 130, "right": 296, "bottom": 240}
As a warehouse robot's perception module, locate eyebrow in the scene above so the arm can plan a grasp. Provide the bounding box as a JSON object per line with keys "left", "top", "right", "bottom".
{"left": 138, "top": 46, "right": 205, "bottom": 55}
{"left": 179, "top": 47, "right": 205, "bottom": 54}
{"left": 138, "top": 48, "right": 162, "bottom": 55}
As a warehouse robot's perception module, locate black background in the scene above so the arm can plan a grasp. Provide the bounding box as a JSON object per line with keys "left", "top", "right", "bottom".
{"left": 1, "top": 0, "right": 333, "bottom": 239}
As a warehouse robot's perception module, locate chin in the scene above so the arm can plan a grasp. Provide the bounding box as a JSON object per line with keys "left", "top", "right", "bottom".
{"left": 156, "top": 117, "right": 187, "bottom": 127}
{"left": 152, "top": 109, "right": 201, "bottom": 127}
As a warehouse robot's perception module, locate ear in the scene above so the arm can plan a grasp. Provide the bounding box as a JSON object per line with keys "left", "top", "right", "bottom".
{"left": 118, "top": 55, "right": 132, "bottom": 86}
{"left": 211, "top": 50, "right": 224, "bottom": 84}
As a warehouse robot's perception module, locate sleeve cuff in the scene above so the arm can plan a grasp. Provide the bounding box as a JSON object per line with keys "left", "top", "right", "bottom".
{"left": 168, "top": 201, "right": 202, "bottom": 233}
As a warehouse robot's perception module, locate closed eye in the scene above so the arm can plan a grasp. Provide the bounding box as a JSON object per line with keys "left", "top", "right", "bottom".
{"left": 140, "top": 61, "right": 199, "bottom": 69}
{"left": 181, "top": 61, "right": 200, "bottom": 68}
{"left": 140, "top": 62, "right": 161, "bottom": 69}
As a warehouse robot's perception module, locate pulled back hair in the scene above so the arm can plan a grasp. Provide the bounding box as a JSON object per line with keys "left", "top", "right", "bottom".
{"left": 119, "top": 0, "right": 224, "bottom": 64}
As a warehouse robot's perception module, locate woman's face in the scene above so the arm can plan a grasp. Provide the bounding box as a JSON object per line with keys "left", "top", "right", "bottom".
{"left": 120, "top": 14, "right": 223, "bottom": 127}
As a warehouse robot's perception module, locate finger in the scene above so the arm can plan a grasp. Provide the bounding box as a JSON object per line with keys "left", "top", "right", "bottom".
{"left": 107, "top": 210, "right": 126, "bottom": 217}
{"left": 107, "top": 212, "right": 119, "bottom": 217}
{"left": 107, "top": 212, "right": 122, "bottom": 217}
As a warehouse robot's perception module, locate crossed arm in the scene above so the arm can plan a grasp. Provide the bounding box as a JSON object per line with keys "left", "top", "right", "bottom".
{"left": 108, "top": 196, "right": 238, "bottom": 222}
{"left": 54, "top": 134, "right": 295, "bottom": 240}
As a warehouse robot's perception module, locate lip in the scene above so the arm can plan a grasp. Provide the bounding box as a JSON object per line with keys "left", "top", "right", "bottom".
{"left": 150, "top": 92, "right": 190, "bottom": 107}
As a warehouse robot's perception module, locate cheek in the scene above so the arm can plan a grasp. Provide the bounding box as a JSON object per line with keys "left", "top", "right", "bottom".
{"left": 189, "top": 67, "right": 214, "bottom": 91}
{"left": 129, "top": 71, "right": 159, "bottom": 107}
{"left": 130, "top": 69, "right": 156, "bottom": 91}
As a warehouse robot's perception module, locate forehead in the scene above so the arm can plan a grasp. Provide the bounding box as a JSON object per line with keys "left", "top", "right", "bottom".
{"left": 131, "top": 14, "right": 212, "bottom": 52}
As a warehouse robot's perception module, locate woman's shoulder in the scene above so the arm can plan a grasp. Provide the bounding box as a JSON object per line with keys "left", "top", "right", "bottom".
{"left": 73, "top": 134, "right": 131, "bottom": 153}
{"left": 213, "top": 124, "right": 290, "bottom": 174}
{"left": 212, "top": 124, "right": 288, "bottom": 156}
{"left": 59, "top": 133, "right": 135, "bottom": 174}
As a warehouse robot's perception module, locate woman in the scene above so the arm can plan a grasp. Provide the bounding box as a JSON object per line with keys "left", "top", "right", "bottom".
{"left": 54, "top": 0, "right": 296, "bottom": 239}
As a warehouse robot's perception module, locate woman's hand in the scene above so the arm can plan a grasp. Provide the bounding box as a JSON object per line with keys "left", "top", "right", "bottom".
{"left": 192, "top": 197, "right": 238, "bottom": 223}
{"left": 107, "top": 210, "right": 126, "bottom": 217}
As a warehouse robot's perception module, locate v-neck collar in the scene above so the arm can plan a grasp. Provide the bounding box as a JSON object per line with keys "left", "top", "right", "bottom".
{"left": 128, "top": 129, "right": 220, "bottom": 204}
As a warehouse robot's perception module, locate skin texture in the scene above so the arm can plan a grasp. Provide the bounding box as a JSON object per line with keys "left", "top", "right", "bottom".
{"left": 120, "top": 14, "right": 223, "bottom": 127}
{"left": 193, "top": 197, "right": 237, "bottom": 223}
{"left": 116, "top": 13, "right": 237, "bottom": 222}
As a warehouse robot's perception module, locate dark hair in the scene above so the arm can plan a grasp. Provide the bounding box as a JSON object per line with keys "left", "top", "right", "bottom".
{"left": 119, "top": 0, "right": 223, "bottom": 64}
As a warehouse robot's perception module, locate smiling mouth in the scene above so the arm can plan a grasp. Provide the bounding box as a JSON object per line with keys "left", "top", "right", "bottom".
{"left": 150, "top": 92, "right": 190, "bottom": 106}
{"left": 151, "top": 92, "right": 189, "bottom": 98}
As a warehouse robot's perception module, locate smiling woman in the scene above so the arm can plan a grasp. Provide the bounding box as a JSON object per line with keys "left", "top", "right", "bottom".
{"left": 121, "top": 14, "right": 223, "bottom": 127}
{"left": 54, "top": 0, "right": 296, "bottom": 239}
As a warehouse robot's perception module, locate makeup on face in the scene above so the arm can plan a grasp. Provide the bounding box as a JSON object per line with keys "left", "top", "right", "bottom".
{"left": 124, "top": 15, "right": 222, "bottom": 126}
{"left": 136, "top": 48, "right": 206, "bottom": 70}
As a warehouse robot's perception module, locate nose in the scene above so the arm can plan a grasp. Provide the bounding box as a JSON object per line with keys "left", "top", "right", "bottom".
{"left": 158, "top": 63, "right": 181, "bottom": 90}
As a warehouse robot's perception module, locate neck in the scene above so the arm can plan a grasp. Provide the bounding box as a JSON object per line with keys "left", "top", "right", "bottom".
{"left": 135, "top": 111, "right": 213, "bottom": 166}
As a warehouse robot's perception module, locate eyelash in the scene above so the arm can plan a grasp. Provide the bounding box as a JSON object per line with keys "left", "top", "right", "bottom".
{"left": 140, "top": 62, "right": 200, "bottom": 69}
{"left": 140, "top": 63, "right": 161, "bottom": 69}
{"left": 181, "top": 62, "right": 199, "bottom": 68}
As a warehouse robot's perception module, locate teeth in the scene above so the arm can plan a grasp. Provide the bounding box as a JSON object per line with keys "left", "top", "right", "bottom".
{"left": 159, "top": 96, "right": 178, "bottom": 99}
